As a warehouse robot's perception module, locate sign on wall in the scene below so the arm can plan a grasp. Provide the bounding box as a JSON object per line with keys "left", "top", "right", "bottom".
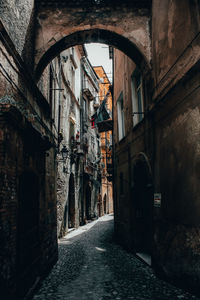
{"left": 154, "top": 193, "right": 161, "bottom": 207}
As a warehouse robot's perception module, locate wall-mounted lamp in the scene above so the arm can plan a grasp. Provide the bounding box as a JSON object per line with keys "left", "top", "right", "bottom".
{"left": 62, "top": 55, "right": 68, "bottom": 63}
{"left": 63, "top": 166, "right": 69, "bottom": 174}
{"left": 61, "top": 145, "right": 69, "bottom": 162}
{"left": 76, "top": 148, "right": 84, "bottom": 157}
{"left": 60, "top": 145, "right": 70, "bottom": 173}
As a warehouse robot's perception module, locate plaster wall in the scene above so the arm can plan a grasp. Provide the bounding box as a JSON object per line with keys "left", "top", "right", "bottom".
{"left": 113, "top": 49, "right": 137, "bottom": 144}
{"left": 152, "top": 0, "right": 200, "bottom": 99}
{"left": 153, "top": 70, "right": 200, "bottom": 292}
{"left": 113, "top": 1, "right": 200, "bottom": 293}
{"left": 0, "top": 21, "right": 58, "bottom": 299}
{"left": 113, "top": 48, "right": 148, "bottom": 251}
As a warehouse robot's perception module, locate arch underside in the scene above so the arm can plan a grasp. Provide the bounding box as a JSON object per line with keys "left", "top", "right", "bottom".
{"left": 35, "top": 28, "right": 151, "bottom": 81}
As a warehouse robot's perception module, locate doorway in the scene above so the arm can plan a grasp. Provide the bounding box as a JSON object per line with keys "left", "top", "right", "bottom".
{"left": 17, "top": 170, "right": 40, "bottom": 297}
{"left": 86, "top": 184, "right": 91, "bottom": 220}
{"left": 103, "top": 194, "right": 107, "bottom": 215}
{"left": 68, "top": 173, "right": 75, "bottom": 228}
{"left": 132, "top": 154, "right": 153, "bottom": 264}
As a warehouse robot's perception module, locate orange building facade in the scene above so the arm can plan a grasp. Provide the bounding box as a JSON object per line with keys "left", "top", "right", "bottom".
{"left": 94, "top": 66, "right": 113, "bottom": 216}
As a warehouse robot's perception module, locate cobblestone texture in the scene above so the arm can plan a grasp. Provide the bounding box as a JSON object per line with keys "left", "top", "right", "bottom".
{"left": 33, "top": 215, "right": 200, "bottom": 300}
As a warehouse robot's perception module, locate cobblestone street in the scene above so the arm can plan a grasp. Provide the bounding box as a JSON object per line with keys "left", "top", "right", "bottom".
{"left": 33, "top": 215, "right": 199, "bottom": 300}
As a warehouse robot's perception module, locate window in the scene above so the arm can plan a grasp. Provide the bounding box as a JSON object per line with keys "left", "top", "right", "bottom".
{"left": 83, "top": 98, "right": 88, "bottom": 122}
{"left": 71, "top": 66, "right": 75, "bottom": 92}
{"left": 70, "top": 97, "right": 75, "bottom": 115}
{"left": 69, "top": 121, "right": 75, "bottom": 147}
{"left": 131, "top": 70, "right": 144, "bottom": 126}
{"left": 117, "top": 92, "right": 125, "bottom": 141}
{"left": 49, "top": 63, "right": 56, "bottom": 121}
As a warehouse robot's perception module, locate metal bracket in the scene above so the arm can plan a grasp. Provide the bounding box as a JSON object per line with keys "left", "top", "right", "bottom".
{"left": 132, "top": 112, "right": 145, "bottom": 116}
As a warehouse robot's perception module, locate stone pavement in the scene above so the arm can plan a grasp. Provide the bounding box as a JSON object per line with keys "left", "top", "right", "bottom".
{"left": 33, "top": 215, "right": 200, "bottom": 300}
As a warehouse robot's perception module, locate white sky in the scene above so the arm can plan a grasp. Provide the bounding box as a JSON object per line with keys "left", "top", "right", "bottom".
{"left": 85, "top": 43, "right": 113, "bottom": 82}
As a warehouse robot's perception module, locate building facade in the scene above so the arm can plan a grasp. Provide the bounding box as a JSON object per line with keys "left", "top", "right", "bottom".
{"left": 81, "top": 56, "right": 102, "bottom": 224}
{"left": 113, "top": 2, "right": 200, "bottom": 291}
{"left": 93, "top": 66, "right": 113, "bottom": 217}
{"left": 40, "top": 45, "right": 102, "bottom": 237}
{"left": 113, "top": 48, "right": 153, "bottom": 257}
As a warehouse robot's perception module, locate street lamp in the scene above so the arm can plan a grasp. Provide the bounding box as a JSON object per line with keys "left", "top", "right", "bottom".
{"left": 60, "top": 145, "right": 70, "bottom": 173}
{"left": 61, "top": 145, "right": 69, "bottom": 162}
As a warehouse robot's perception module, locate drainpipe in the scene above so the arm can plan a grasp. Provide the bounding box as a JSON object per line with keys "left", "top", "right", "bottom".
{"left": 58, "top": 56, "right": 62, "bottom": 143}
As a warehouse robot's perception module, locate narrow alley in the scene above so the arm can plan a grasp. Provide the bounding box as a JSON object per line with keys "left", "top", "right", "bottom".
{"left": 33, "top": 215, "right": 199, "bottom": 300}
{"left": 1, "top": 1, "right": 200, "bottom": 299}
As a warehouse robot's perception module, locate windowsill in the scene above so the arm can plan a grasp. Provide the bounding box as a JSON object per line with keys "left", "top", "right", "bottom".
{"left": 118, "top": 136, "right": 126, "bottom": 144}
{"left": 132, "top": 118, "right": 144, "bottom": 131}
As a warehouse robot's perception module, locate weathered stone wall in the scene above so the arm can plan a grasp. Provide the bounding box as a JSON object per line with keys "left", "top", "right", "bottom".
{"left": 54, "top": 47, "right": 82, "bottom": 237}
{"left": 0, "top": 107, "right": 20, "bottom": 300}
{"left": 0, "top": 103, "right": 58, "bottom": 299}
{"left": 153, "top": 68, "right": 200, "bottom": 293}
{"left": 152, "top": 0, "right": 200, "bottom": 100}
{"left": 151, "top": 0, "right": 200, "bottom": 292}
{"left": 0, "top": 0, "right": 35, "bottom": 69}
{"left": 0, "top": 19, "right": 58, "bottom": 299}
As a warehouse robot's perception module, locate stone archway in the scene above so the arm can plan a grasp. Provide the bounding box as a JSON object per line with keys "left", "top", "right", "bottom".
{"left": 34, "top": 1, "right": 152, "bottom": 80}
{"left": 34, "top": 28, "right": 151, "bottom": 82}
{"left": 132, "top": 152, "right": 153, "bottom": 255}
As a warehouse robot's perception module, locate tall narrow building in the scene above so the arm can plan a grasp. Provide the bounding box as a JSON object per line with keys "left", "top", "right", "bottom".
{"left": 94, "top": 66, "right": 113, "bottom": 216}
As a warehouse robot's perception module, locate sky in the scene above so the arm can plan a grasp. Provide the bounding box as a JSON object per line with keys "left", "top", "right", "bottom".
{"left": 85, "top": 43, "right": 113, "bottom": 82}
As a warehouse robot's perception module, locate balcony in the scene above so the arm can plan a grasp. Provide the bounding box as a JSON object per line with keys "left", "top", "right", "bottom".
{"left": 83, "top": 79, "right": 95, "bottom": 101}
{"left": 96, "top": 119, "right": 113, "bottom": 133}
